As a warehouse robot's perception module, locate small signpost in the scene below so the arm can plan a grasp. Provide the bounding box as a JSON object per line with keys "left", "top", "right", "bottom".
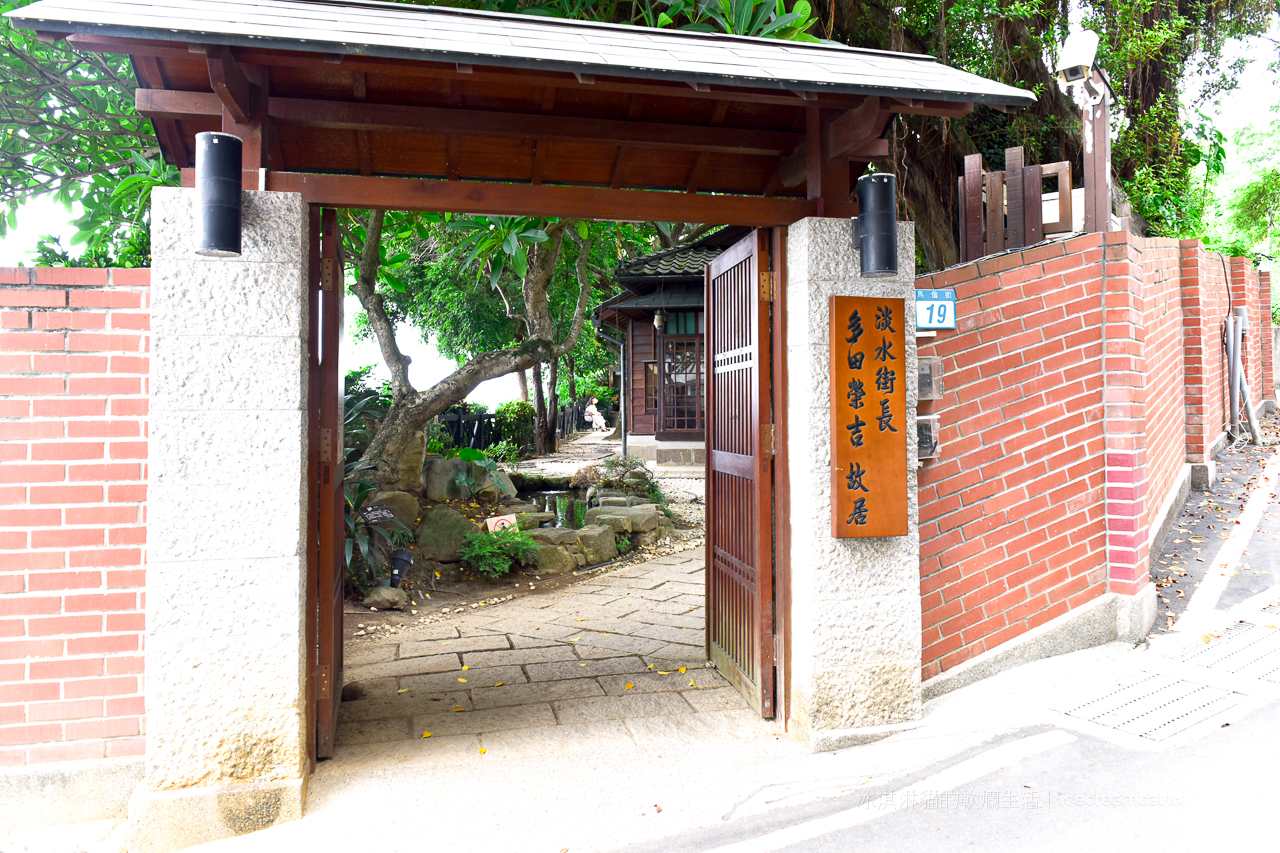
{"left": 359, "top": 506, "right": 397, "bottom": 524}
{"left": 915, "top": 288, "right": 957, "bottom": 330}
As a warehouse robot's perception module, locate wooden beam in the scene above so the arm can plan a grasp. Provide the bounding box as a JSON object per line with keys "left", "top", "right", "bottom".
{"left": 204, "top": 45, "right": 259, "bottom": 123}
{"left": 610, "top": 96, "right": 644, "bottom": 190}
{"left": 353, "top": 72, "right": 372, "bottom": 177}
{"left": 1005, "top": 146, "right": 1024, "bottom": 249}
{"left": 530, "top": 86, "right": 556, "bottom": 187}
{"left": 685, "top": 100, "right": 729, "bottom": 194}
{"left": 181, "top": 169, "right": 855, "bottom": 224}
{"left": 826, "top": 97, "right": 879, "bottom": 158}
{"left": 219, "top": 65, "right": 268, "bottom": 172}
{"left": 138, "top": 89, "right": 804, "bottom": 156}
{"left": 133, "top": 55, "right": 191, "bottom": 169}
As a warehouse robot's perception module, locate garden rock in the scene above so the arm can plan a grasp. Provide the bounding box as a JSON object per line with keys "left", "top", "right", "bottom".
{"left": 576, "top": 525, "right": 617, "bottom": 565}
{"left": 516, "top": 512, "right": 556, "bottom": 530}
{"left": 490, "top": 469, "right": 516, "bottom": 496}
{"left": 528, "top": 528, "right": 578, "bottom": 548}
{"left": 599, "top": 497, "right": 630, "bottom": 507}
{"left": 362, "top": 586, "right": 409, "bottom": 611}
{"left": 416, "top": 505, "right": 482, "bottom": 562}
{"left": 635, "top": 520, "right": 674, "bottom": 547}
{"left": 589, "top": 513, "right": 631, "bottom": 535}
{"left": 393, "top": 431, "right": 426, "bottom": 492}
{"left": 421, "top": 457, "right": 477, "bottom": 503}
{"left": 370, "top": 490, "right": 419, "bottom": 530}
{"left": 585, "top": 505, "right": 661, "bottom": 533}
{"left": 534, "top": 545, "right": 577, "bottom": 576}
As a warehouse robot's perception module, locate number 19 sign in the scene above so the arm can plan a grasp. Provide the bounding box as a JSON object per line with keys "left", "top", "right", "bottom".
{"left": 916, "top": 289, "right": 957, "bottom": 330}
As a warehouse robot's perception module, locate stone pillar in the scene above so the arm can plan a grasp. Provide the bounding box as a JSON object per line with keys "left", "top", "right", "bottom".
{"left": 784, "top": 218, "right": 922, "bottom": 751}
{"left": 130, "top": 189, "right": 310, "bottom": 852}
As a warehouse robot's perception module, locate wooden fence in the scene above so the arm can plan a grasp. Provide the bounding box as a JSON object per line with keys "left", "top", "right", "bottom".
{"left": 958, "top": 147, "right": 1073, "bottom": 264}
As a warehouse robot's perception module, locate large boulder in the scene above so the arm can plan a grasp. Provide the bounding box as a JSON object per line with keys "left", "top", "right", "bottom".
{"left": 576, "top": 525, "right": 617, "bottom": 565}
{"left": 585, "top": 505, "right": 661, "bottom": 533}
{"left": 421, "top": 457, "right": 487, "bottom": 503}
{"left": 534, "top": 545, "right": 577, "bottom": 577}
{"left": 528, "top": 528, "right": 579, "bottom": 548}
{"left": 392, "top": 431, "right": 426, "bottom": 492}
{"left": 415, "top": 505, "right": 481, "bottom": 562}
{"left": 635, "top": 519, "right": 674, "bottom": 547}
{"left": 362, "top": 586, "right": 408, "bottom": 611}
{"left": 515, "top": 512, "right": 556, "bottom": 530}
{"left": 369, "top": 490, "right": 419, "bottom": 530}
{"left": 589, "top": 513, "right": 631, "bottom": 536}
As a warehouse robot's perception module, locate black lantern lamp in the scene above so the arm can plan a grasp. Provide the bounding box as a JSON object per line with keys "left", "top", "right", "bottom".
{"left": 194, "top": 132, "right": 243, "bottom": 257}
{"left": 851, "top": 173, "right": 898, "bottom": 277}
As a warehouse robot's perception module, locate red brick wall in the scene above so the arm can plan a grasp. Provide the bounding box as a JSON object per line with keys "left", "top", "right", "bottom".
{"left": 916, "top": 235, "right": 1109, "bottom": 678}
{"left": 0, "top": 267, "right": 148, "bottom": 766}
{"left": 915, "top": 233, "right": 1272, "bottom": 680}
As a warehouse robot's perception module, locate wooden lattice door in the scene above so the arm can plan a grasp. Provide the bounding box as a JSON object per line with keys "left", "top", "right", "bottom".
{"left": 705, "top": 230, "right": 775, "bottom": 718}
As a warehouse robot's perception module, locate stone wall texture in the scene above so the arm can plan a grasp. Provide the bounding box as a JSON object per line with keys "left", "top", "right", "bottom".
{"left": 915, "top": 232, "right": 1272, "bottom": 681}
{"left": 0, "top": 266, "right": 150, "bottom": 767}
{"left": 785, "top": 219, "right": 923, "bottom": 743}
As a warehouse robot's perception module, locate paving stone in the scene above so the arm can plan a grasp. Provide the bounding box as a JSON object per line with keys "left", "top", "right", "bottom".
{"left": 507, "top": 633, "right": 563, "bottom": 649}
{"left": 332, "top": 732, "right": 481, "bottom": 765}
{"left": 560, "top": 617, "right": 654, "bottom": 636}
{"left": 471, "top": 678, "right": 605, "bottom": 710}
{"left": 631, "top": 610, "right": 704, "bottom": 630}
{"left": 478, "top": 720, "right": 637, "bottom": 756}
{"left": 400, "top": 635, "right": 509, "bottom": 659}
{"left": 673, "top": 594, "right": 704, "bottom": 607}
{"left": 335, "top": 716, "right": 412, "bottom": 745}
{"left": 624, "top": 708, "right": 777, "bottom": 743}
{"left": 401, "top": 664, "right": 527, "bottom": 692}
{"left": 572, "top": 632, "right": 667, "bottom": 655}
{"left": 681, "top": 687, "right": 748, "bottom": 712}
{"left": 552, "top": 692, "right": 693, "bottom": 723}
{"left": 645, "top": 643, "right": 708, "bottom": 664}
{"left": 629, "top": 588, "right": 683, "bottom": 602}
{"left": 462, "top": 645, "right": 578, "bottom": 668}
{"left": 642, "top": 599, "right": 703, "bottom": 616}
{"left": 339, "top": 676, "right": 399, "bottom": 697}
{"left": 630, "top": 623, "right": 704, "bottom": 644}
{"left": 412, "top": 702, "right": 557, "bottom": 735}
{"left": 599, "top": 669, "right": 727, "bottom": 696}
{"left": 526, "top": 656, "right": 649, "bottom": 682}
{"left": 344, "top": 653, "right": 459, "bottom": 681}
{"left": 338, "top": 690, "right": 472, "bottom": 722}
{"left": 479, "top": 619, "right": 579, "bottom": 640}
{"left": 344, "top": 644, "right": 399, "bottom": 666}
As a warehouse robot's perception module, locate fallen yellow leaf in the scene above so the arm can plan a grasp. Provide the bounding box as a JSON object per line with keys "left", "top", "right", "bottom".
{"left": 579, "top": 663, "right": 587, "bottom": 667}
{"left": 600, "top": 633, "right": 610, "bottom": 636}
{"left": 494, "top": 681, "right": 505, "bottom": 686}
{"left": 462, "top": 665, "right": 469, "bottom": 670}
{"left": 569, "top": 636, "right": 581, "bottom": 642}
{"left": 625, "top": 683, "right": 634, "bottom": 690}
{"left": 478, "top": 747, "right": 487, "bottom": 754}
{"left": 422, "top": 731, "right": 432, "bottom": 738}
{"left": 689, "top": 680, "right": 696, "bottom": 687}
{"left": 397, "top": 688, "right": 409, "bottom": 694}
{"left": 658, "top": 670, "right": 671, "bottom": 675}
{"left": 647, "top": 664, "right": 654, "bottom": 670}
{"left": 458, "top": 678, "right": 468, "bottom": 683}
{"left": 678, "top": 667, "right": 687, "bottom": 673}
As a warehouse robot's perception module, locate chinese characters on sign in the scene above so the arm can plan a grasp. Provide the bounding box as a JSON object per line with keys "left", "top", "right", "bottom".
{"left": 830, "top": 296, "right": 908, "bottom": 537}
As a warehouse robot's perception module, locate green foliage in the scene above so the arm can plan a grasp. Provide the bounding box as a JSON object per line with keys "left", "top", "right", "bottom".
{"left": 565, "top": 375, "right": 618, "bottom": 409}
{"left": 343, "top": 368, "right": 393, "bottom": 464}
{"left": 458, "top": 526, "right": 540, "bottom": 578}
{"left": 343, "top": 462, "right": 414, "bottom": 593}
{"left": 488, "top": 438, "right": 522, "bottom": 466}
{"left": 616, "top": 535, "right": 632, "bottom": 554}
{"left": 452, "top": 447, "right": 517, "bottom": 497}
{"left": 495, "top": 400, "right": 537, "bottom": 446}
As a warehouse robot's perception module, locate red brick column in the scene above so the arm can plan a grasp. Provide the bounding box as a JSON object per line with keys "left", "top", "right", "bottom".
{"left": 1261, "top": 270, "right": 1274, "bottom": 404}
{"left": 1100, "top": 232, "right": 1149, "bottom": 597}
{"left": 1180, "top": 243, "right": 1228, "bottom": 463}
{"left": 0, "top": 267, "right": 149, "bottom": 766}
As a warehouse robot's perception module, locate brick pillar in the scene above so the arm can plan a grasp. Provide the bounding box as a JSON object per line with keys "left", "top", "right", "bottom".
{"left": 1260, "top": 270, "right": 1274, "bottom": 409}
{"left": 1180, "top": 242, "right": 1229, "bottom": 485}
{"left": 1101, "top": 232, "right": 1155, "bottom": 639}
{"left": 128, "top": 189, "right": 309, "bottom": 852}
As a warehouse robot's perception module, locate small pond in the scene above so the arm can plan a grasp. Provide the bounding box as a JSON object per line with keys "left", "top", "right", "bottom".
{"left": 522, "top": 490, "right": 589, "bottom": 529}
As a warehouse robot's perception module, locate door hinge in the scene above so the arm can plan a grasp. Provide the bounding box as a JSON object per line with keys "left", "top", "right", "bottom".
{"left": 321, "top": 257, "right": 337, "bottom": 291}
{"left": 761, "top": 423, "right": 776, "bottom": 456}
{"left": 319, "top": 427, "right": 333, "bottom": 463}
{"left": 316, "top": 664, "right": 331, "bottom": 700}
{"left": 759, "top": 271, "right": 774, "bottom": 302}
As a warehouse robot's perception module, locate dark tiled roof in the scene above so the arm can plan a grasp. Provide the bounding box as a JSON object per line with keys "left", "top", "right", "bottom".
{"left": 615, "top": 225, "right": 751, "bottom": 288}
{"left": 612, "top": 289, "right": 704, "bottom": 310}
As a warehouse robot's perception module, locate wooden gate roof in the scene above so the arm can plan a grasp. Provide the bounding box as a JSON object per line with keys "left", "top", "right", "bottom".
{"left": 11, "top": 0, "right": 1037, "bottom": 224}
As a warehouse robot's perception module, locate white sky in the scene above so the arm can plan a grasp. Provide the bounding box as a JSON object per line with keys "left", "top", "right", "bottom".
{"left": 2, "top": 20, "right": 1277, "bottom": 402}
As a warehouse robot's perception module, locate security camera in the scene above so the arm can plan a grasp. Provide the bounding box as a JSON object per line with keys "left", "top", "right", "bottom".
{"left": 1055, "top": 29, "right": 1099, "bottom": 87}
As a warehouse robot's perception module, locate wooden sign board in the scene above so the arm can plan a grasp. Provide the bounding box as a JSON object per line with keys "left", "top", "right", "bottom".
{"left": 830, "top": 296, "right": 908, "bottom": 537}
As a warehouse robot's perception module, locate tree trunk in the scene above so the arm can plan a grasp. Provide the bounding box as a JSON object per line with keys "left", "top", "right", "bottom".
{"left": 565, "top": 353, "right": 578, "bottom": 401}
{"left": 517, "top": 368, "right": 529, "bottom": 403}
{"left": 547, "top": 356, "right": 561, "bottom": 443}
{"left": 531, "top": 361, "right": 555, "bottom": 454}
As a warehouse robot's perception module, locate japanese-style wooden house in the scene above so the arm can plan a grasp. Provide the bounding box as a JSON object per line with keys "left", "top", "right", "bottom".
{"left": 598, "top": 226, "right": 750, "bottom": 466}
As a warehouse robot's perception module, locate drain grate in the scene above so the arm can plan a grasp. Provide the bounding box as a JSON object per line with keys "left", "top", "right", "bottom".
{"left": 1055, "top": 672, "right": 1242, "bottom": 740}
{"left": 1174, "top": 621, "right": 1280, "bottom": 683}
{"left": 1261, "top": 598, "right": 1280, "bottom": 615}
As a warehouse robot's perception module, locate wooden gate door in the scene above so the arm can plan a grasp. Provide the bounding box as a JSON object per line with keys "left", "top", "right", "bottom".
{"left": 308, "top": 208, "right": 344, "bottom": 761}
{"left": 705, "top": 230, "right": 776, "bottom": 718}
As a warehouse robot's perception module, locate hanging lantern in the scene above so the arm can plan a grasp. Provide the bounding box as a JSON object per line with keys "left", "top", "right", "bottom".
{"left": 194, "top": 131, "right": 243, "bottom": 257}
{"left": 851, "top": 173, "right": 898, "bottom": 277}
{"left": 653, "top": 308, "right": 666, "bottom": 331}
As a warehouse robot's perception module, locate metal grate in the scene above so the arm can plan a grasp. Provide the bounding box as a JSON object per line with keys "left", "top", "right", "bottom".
{"left": 1261, "top": 598, "right": 1280, "bottom": 615}
{"left": 1174, "top": 622, "right": 1280, "bottom": 683}
{"left": 1056, "top": 672, "right": 1242, "bottom": 740}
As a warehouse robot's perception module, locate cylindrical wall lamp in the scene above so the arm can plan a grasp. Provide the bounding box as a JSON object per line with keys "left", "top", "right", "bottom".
{"left": 851, "top": 173, "right": 898, "bottom": 277}
{"left": 194, "top": 131, "right": 243, "bottom": 257}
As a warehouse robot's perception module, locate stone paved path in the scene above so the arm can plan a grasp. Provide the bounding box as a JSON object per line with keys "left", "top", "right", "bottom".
{"left": 336, "top": 548, "right": 764, "bottom": 750}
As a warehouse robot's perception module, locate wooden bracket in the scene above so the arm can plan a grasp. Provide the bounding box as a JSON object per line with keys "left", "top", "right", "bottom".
{"left": 319, "top": 427, "right": 334, "bottom": 463}
{"left": 321, "top": 257, "right": 338, "bottom": 291}
{"left": 205, "top": 45, "right": 259, "bottom": 124}
{"left": 759, "top": 271, "right": 774, "bottom": 302}
{"left": 761, "top": 423, "right": 776, "bottom": 456}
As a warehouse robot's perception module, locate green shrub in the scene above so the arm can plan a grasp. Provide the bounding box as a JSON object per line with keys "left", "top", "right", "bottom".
{"left": 459, "top": 527, "right": 540, "bottom": 578}
{"left": 616, "top": 535, "right": 631, "bottom": 554}
{"left": 495, "top": 400, "right": 536, "bottom": 446}
{"left": 488, "top": 438, "right": 521, "bottom": 467}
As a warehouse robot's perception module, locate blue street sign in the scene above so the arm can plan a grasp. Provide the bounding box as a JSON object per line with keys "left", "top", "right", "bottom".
{"left": 915, "top": 289, "right": 957, "bottom": 330}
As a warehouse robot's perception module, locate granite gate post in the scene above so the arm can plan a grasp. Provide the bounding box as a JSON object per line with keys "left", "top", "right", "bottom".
{"left": 129, "top": 189, "right": 310, "bottom": 851}
{"left": 784, "top": 218, "right": 922, "bottom": 750}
